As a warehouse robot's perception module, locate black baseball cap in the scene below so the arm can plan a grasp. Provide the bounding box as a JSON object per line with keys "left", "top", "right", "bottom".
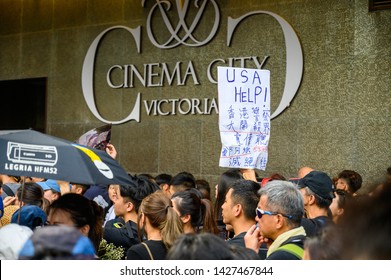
{"left": 297, "top": 171, "right": 334, "bottom": 200}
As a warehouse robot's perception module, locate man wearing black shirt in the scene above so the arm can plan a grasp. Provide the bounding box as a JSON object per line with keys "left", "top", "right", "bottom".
{"left": 297, "top": 170, "right": 335, "bottom": 237}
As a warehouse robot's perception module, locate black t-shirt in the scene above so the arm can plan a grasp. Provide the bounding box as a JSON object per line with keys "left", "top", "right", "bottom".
{"left": 301, "top": 216, "right": 334, "bottom": 237}
{"left": 103, "top": 218, "right": 140, "bottom": 256}
{"left": 226, "top": 231, "right": 246, "bottom": 247}
{"left": 126, "top": 240, "right": 167, "bottom": 260}
{"left": 226, "top": 231, "right": 267, "bottom": 259}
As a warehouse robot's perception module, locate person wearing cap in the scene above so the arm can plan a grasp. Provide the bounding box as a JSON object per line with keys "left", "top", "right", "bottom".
{"left": 37, "top": 179, "right": 62, "bottom": 204}
{"left": 11, "top": 205, "right": 47, "bottom": 230}
{"left": 0, "top": 224, "right": 33, "bottom": 259}
{"left": 297, "top": 170, "right": 335, "bottom": 237}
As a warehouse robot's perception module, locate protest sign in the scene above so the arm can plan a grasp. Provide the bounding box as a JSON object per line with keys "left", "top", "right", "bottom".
{"left": 218, "top": 66, "right": 270, "bottom": 170}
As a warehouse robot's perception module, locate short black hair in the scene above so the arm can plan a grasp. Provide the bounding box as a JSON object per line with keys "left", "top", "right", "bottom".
{"left": 119, "top": 176, "right": 159, "bottom": 212}
{"left": 229, "top": 180, "right": 260, "bottom": 220}
{"left": 170, "top": 171, "right": 196, "bottom": 192}
{"left": 155, "top": 173, "right": 172, "bottom": 186}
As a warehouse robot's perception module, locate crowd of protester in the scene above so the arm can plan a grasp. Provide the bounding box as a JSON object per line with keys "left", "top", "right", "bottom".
{"left": 1, "top": 147, "right": 391, "bottom": 260}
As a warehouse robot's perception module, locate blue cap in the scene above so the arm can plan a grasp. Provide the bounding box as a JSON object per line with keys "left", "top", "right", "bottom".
{"left": 37, "top": 180, "right": 61, "bottom": 193}
{"left": 11, "top": 205, "right": 47, "bottom": 230}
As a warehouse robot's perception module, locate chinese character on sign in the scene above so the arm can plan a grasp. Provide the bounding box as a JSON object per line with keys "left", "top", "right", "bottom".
{"left": 218, "top": 66, "right": 270, "bottom": 170}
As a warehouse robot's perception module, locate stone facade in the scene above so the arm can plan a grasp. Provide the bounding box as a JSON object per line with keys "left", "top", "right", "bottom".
{"left": 1, "top": 0, "right": 390, "bottom": 194}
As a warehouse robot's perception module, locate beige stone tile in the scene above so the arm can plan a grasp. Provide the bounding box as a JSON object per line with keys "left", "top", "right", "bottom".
{"left": 297, "top": 117, "right": 357, "bottom": 179}
{"left": 87, "top": 0, "right": 125, "bottom": 24}
{"left": 53, "top": 0, "right": 88, "bottom": 29}
{"left": 0, "top": 0, "right": 21, "bottom": 35}
{"left": 22, "top": 0, "right": 53, "bottom": 33}
{"left": 119, "top": 121, "right": 159, "bottom": 174}
{"left": 0, "top": 36, "right": 21, "bottom": 79}
{"left": 21, "top": 32, "right": 52, "bottom": 77}
{"left": 158, "top": 120, "right": 202, "bottom": 175}
{"left": 355, "top": 118, "right": 391, "bottom": 191}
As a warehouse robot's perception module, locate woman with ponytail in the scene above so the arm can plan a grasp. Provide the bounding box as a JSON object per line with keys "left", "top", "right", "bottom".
{"left": 171, "top": 188, "right": 218, "bottom": 235}
{"left": 126, "top": 191, "right": 183, "bottom": 260}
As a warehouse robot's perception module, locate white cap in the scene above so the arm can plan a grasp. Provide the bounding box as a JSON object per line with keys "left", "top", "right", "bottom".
{"left": 0, "top": 224, "right": 33, "bottom": 259}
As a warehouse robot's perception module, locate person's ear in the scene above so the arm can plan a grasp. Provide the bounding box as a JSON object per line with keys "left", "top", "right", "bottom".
{"left": 126, "top": 201, "right": 134, "bottom": 212}
{"left": 80, "top": 224, "right": 90, "bottom": 236}
{"left": 234, "top": 204, "right": 242, "bottom": 217}
{"left": 337, "top": 208, "right": 344, "bottom": 216}
{"left": 138, "top": 212, "right": 145, "bottom": 225}
{"left": 161, "top": 183, "right": 168, "bottom": 191}
{"left": 180, "top": 214, "right": 191, "bottom": 224}
{"left": 275, "top": 214, "right": 284, "bottom": 229}
{"left": 308, "top": 194, "right": 316, "bottom": 205}
{"left": 73, "top": 185, "right": 83, "bottom": 195}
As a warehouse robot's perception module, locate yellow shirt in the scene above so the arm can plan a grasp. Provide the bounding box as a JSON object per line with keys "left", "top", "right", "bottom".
{"left": 1, "top": 205, "right": 20, "bottom": 226}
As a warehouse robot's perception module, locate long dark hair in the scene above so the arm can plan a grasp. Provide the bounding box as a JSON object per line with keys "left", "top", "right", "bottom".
{"left": 214, "top": 169, "right": 243, "bottom": 221}
{"left": 172, "top": 189, "right": 218, "bottom": 234}
{"left": 48, "top": 193, "right": 104, "bottom": 253}
{"left": 16, "top": 182, "right": 49, "bottom": 210}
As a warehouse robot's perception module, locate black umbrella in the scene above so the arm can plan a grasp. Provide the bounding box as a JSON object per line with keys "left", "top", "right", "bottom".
{"left": 0, "top": 129, "right": 133, "bottom": 186}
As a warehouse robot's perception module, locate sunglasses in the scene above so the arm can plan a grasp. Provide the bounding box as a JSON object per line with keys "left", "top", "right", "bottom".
{"left": 256, "top": 207, "right": 293, "bottom": 219}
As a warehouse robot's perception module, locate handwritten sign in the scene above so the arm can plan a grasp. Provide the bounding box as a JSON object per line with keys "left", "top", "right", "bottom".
{"left": 217, "top": 66, "right": 270, "bottom": 170}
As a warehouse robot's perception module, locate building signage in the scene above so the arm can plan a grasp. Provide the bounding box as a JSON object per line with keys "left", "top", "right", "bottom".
{"left": 81, "top": 0, "right": 303, "bottom": 124}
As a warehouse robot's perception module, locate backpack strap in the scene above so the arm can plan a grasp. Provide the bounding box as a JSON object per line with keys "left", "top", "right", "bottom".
{"left": 275, "top": 243, "right": 304, "bottom": 259}
{"left": 125, "top": 221, "right": 135, "bottom": 239}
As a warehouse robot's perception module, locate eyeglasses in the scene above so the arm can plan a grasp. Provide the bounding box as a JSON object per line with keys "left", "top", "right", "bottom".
{"left": 256, "top": 207, "right": 293, "bottom": 219}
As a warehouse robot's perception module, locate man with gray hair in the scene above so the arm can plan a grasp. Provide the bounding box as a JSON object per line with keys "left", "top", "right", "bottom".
{"left": 244, "top": 180, "right": 306, "bottom": 260}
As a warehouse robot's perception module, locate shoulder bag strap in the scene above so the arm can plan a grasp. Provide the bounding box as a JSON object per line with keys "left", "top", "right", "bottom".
{"left": 141, "top": 242, "right": 154, "bottom": 260}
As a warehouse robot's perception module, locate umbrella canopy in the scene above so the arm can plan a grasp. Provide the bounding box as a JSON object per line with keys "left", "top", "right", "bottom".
{"left": 0, "top": 130, "right": 133, "bottom": 186}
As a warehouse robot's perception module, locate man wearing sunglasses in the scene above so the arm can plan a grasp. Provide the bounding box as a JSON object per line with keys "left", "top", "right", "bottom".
{"left": 244, "top": 181, "right": 306, "bottom": 259}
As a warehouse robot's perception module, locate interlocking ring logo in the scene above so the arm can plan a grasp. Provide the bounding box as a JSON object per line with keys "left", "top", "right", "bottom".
{"left": 143, "top": 0, "right": 220, "bottom": 48}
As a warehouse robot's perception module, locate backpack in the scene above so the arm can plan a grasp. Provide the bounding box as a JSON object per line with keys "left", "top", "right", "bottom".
{"left": 274, "top": 243, "right": 304, "bottom": 259}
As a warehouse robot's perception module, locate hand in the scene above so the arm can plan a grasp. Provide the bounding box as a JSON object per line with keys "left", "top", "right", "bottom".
{"left": 241, "top": 169, "right": 257, "bottom": 182}
{"left": 3, "top": 196, "right": 16, "bottom": 207}
{"left": 57, "top": 180, "right": 72, "bottom": 195}
{"left": 244, "top": 224, "right": 262, "bottom": 252}
{"left": 105, "top": 143, "right": 117, "bottom": 159}
{"left": 259, "top": 235, "right": 272, "bottom": 248}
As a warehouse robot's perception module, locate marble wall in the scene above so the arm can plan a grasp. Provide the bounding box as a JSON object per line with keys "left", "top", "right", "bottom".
{"left": 1, "top": 0, "right": 390, "bottom": 193}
